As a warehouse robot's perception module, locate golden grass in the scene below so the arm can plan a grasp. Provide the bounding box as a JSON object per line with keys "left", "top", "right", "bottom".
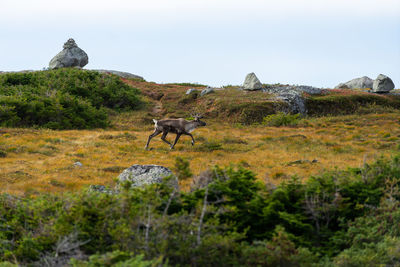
{"left": 1, "top": 112, "right": 400, "bottom": 196}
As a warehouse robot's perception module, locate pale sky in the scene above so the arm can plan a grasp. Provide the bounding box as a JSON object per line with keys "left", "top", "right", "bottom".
{"left": 1, "top": 0, "right": 399, "bottom": 88}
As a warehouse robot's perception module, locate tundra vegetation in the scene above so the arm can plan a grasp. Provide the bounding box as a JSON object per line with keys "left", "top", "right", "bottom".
{"left": 0, "top": 69, "right": 142, "bottom": 129}
{"left": 0, "top": 69, "right": 400, "bottom": 265}
{"left": 1, "top": 156, "right": 400, "bottom": 266}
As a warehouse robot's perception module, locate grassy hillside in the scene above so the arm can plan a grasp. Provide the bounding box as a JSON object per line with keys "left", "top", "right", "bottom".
{"left": 1, "top": 72, "right": 400, "bottom": 195}
{"left": 1, "top": 70, "right": 400, "bottom": 265}
{"left": 1, "top": 112, "right": 399, "bottom": 195}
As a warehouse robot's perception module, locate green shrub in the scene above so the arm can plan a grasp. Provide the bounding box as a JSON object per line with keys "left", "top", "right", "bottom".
{"left": 263, "top": 112, "right": 301, "bottom": 126}
{"left": 195, "top": 141, "right": 223, "bottom": 152}
{"left": 0, "top": 69, "right": 142, "bottom": 129}
{"left": 0, "top": 93, "right": 108, "bottom": 129}
{"left": 174, "top": 156, "right": 192, "bottom": 180}
{"left": 237, "top": 103, "right": 276, "bottom": 124}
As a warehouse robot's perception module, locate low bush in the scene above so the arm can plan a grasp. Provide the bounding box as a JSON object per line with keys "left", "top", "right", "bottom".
{"left": 195, "top": 141, "right": 223, "bottom": 152}
{"left": 0, "top": 69, "right": 142, "bottom": 129}
{"left": 174, "top": 156, "right": 192, "bottom": 180}
{"left": 0, "top": 93, "right": 108, "bottom": 129}
{"left": 263, "top": 112, "right": 302, "bottom": 126}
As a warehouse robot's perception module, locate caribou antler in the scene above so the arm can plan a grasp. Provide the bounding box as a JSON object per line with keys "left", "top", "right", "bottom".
{"left": 191, "top": 113, "right": 203, "bottom": 119}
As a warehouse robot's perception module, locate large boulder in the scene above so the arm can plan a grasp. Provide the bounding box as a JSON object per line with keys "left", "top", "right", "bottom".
{"left": 243, "top": 72, "right": 263, "bottom": 90}
{"left": 49, "top": 38, "right": 89, "bottom": 69}
{"left": 335, "top": 76, "right": 374, "bottom": 89}
{"left": 372, "top": 74, "right": 395, "bottom": 93}
{"left": 117, "top": 164, "right": 178, "bottom": 189}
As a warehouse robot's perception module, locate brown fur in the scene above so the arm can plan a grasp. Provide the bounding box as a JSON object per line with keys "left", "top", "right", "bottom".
{"left": 145, "top": 116, "right": 206, "bottom": 150}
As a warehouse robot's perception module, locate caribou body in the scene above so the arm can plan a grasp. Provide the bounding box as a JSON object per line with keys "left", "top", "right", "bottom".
{"left": 145, "top": 115, "right": 206, "bottom": 150}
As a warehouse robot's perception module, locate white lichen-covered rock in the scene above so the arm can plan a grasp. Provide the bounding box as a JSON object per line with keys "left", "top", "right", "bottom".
{"left": 335, "top": 76, "right": 374, "bottom": 89}
{"left": 89, "top": 185, "right": 115, "bottom": 194}
{"left": 200, "top": 87, "right": 214, "bottom": 96}
{"left": 372, "top": 74, "right": 395, "bottom": 93}
{"left": 186, "top": 88, "right": 198, "bottom": 95}
{"left": 243, "top": 72, "right": 263, "bottom": 90}
{"left": 73, "top": 161, "right": 83, "bottom": 167}
{"left": 117, "top": 164, "right": 178, "bottom": 189}
{"left": 49, "top": 38, "right": 88, "bottom": 69}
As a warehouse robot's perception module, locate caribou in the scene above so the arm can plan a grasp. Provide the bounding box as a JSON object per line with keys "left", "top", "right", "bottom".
{"left": 145, "top": 114, "right": 206, "bottom": 150}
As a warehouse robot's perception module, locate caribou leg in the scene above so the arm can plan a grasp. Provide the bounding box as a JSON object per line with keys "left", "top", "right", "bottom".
{"left": 161, "top": 131, "right": 173, "bottom": 147}
{"left": 145, "top": 129, "right": 162, "bottom": 150}
{"left": 170, "top": 133, "right": 182, "bottom": 149}
{"left": 186, "top": 133, "right": 195, "bottom": 146}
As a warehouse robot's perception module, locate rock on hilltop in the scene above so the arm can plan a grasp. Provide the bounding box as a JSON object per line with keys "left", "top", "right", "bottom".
{"left": 49, "top": 38, "right": 89, "bottom": 69}
{"left": 336, "top": 74, "right": 395, "bottom": 93}
{"left": 372, "top": 74, "right": 395, "bottom": 93}
{"left": 243, "top": 72, "right": 263, "bottom": 90}
{"left": 336, "top": 76, "right": 374, "bottom": 89}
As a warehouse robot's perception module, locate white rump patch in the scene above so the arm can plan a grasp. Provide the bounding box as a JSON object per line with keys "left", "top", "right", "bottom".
{"left": 153, "top": 119, "right": 158, "bottom": 127}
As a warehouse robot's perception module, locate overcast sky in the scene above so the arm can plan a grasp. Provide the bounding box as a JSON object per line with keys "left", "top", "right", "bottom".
{"left": 1, "top": 0, "right": 399, "bottom": 88}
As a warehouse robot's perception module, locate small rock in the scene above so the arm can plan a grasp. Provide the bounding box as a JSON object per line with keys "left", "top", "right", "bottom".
{"left": 372, "top": 74, "right": 395, "bottom": 93}
{"left": 117, "top": 164, "right": 178, "bottom": 189}
{"left": 73, "top": 162, "right": 83, "bottom": 167}
{"left": 186, "top": 88, "right": 198, "bottom": 95}
{"left": 200, "top": 88, "right": 214, "bottom": 96}
{"left": 243, "top": 72, "right": 263, "bottom": 90}
{"left": 89, "top": 185, "right": 114, "bottom": 194}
